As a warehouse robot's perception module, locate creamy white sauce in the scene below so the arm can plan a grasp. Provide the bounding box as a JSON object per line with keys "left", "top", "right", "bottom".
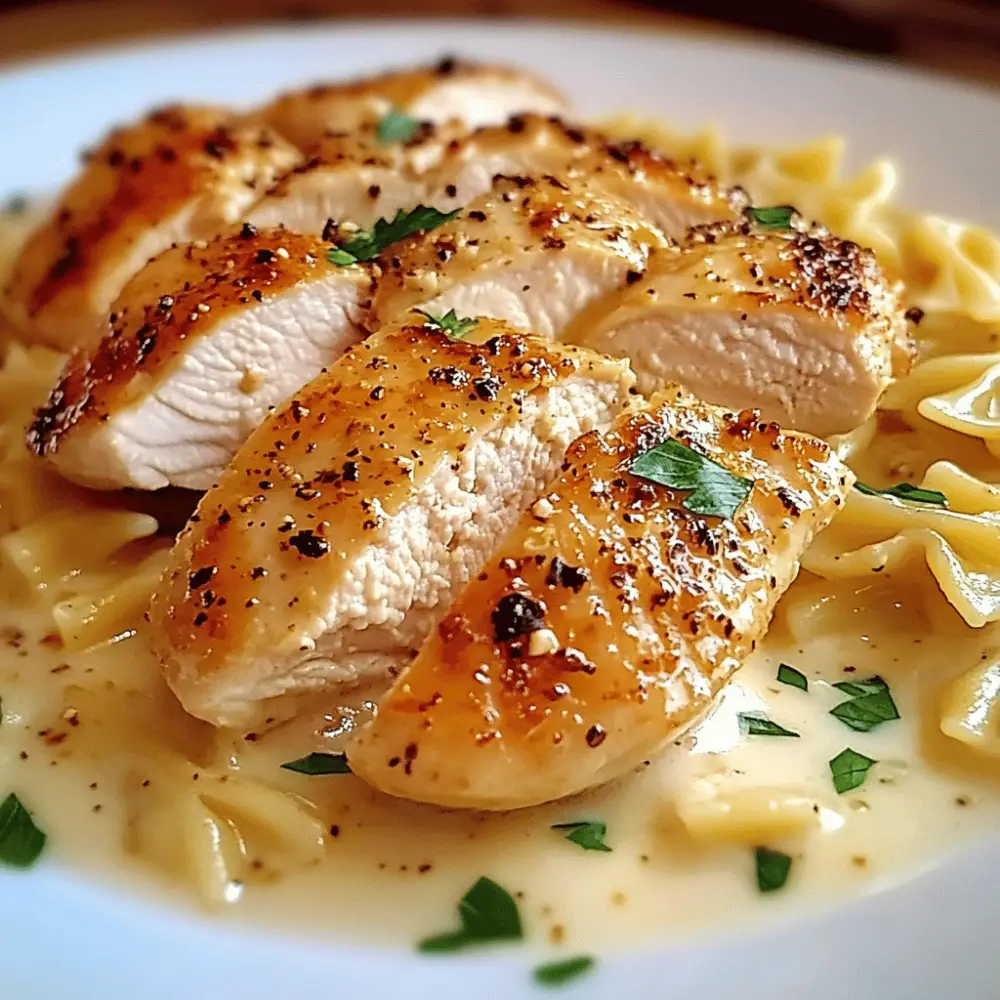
{"left": 2, "top": 565, "right": 999, "bottom": 949}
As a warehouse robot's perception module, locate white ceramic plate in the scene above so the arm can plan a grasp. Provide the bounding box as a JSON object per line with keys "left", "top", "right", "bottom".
{"left": 2, "top": 23, "right": 1000, "bottom": 1000}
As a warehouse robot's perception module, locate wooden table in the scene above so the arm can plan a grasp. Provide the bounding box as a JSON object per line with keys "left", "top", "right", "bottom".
{"left": 0, "top": 2, "right": 746, "bottom": 63}
{"left": 0, "top": 0, "right": 997, "bottom": 89}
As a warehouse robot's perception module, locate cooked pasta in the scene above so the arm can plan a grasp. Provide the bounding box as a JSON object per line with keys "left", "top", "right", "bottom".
{"left": 675, "top": 780, "right": 820, "bottom": 843}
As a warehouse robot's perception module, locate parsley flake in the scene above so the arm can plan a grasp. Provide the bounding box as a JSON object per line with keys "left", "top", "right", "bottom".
{"left": 776, "top": 663, "right": 808, "bottom": 691}
{"left": 415, "top": 308, "right": 479, "bottom": 339}
{"left": 551, "top": 820, "right": 612, "bottom": 853}
{"left": 854, "top": 481, "right": 948, "bottom": 507}
{"left": 746, "top": 205, "right": 798, "bottom": 230}
{"left": 755, "top": 846, "right": 792, "bottom": 892}
{"left": 0, "top": 793, "right": 46, "bottom": 868}
{"left": 327, "top": 205, "right": 459, "bottom": 265}
{"left": 418, "top": 876, "right": 523, "bottom": 953}
{"left": 534, "top": 956, "right": 596, "bottom": 987}
{"left": 629, "top": 438, "right": 754, "bottom": 520}
{"left": 738, "top": 712, "right": 800, "bottom": 738}
{"left": 829, "top": 747, "right": 878, "bottom": 794}
{"left": 830, "top": 676, "right": 900, "bottom": 733}
{"left": 280, "top": 752, "right": 351, "bottom": 775}
{"left": 376, "top": 110, "right": 421, "bottom": 145}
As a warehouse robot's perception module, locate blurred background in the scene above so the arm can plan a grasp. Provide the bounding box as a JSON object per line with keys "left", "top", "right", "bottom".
{"left": 0, "top": 0, "right": 998, "bottom": 87}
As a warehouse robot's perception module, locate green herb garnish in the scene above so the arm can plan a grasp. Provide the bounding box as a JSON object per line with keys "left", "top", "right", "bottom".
{"left": 534, "top": 956, "right": 596, "bottom": 987}
{"left": 280, "top": 752, "right": 351, "bottom": 775}
{"left": 776, "top": 663, "right": 808, "bottom": 691}
{"left": 629, "top": 438, "right": 754, "bottom": 520}
{"left": 738, "top": 712, "right": 800, "bottom": 738}
{"left": 327, "top": 205, "right": 459, "bottom": 265}
{"left": 415, "top": 308, "right": 479, "bottom": 340}
{"left": 854, "top": 481, "right": 948, "bottom": 507}
{"left": 829, "top": 747, "right": 878, "bottom": 794}
{"left": 755, "top": 846, "right": 792, "bottom": 892}
{"left": 830, "top": 675, "right": 899, "bottom": 732}
{"left": 551, "top": 820, "right": 612, "bottom": 853}
{"left": 832, "top": 676, "right": 888, "bottom": 697}
{"left": 376, "top": 110, "right": 421, "bottom": 145}
{"left": 746, "top": 205, "right": 797, "bottom": 230}
{"left": 0, "top": 793, "right": 45, "bottom": 868}
{"left": 418, "top": 876, "right": 523, "bottom": 953}
{"left": 327, "top": 247, "right": 358, "bottom": 266}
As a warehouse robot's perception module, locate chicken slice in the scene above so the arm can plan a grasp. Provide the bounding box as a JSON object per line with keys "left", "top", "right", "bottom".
{"left": 151, "top": 319, "right": 635, "bottom": 728}
{"left": 577, "top": 222, "right": 907, "bottom": 436}
{"left": 349, "top": 388, "right": 852, "bottom": 809}
{"left": 426, "top": 115, "right": 747, "bottom": 238}
{"left": 372, "top": 174, "right": 667, "bottom": 338}
{"left": 247, "top": 120, "right": 462, "bottom": 236}
{"left": 260, "top": 58, "right": 565, "bottom": 150}
{"left": 2, "top": 106, "right": 301, "bottom": 351}
{"left": 27, "top": 225, "right": 370, "bottom": 491}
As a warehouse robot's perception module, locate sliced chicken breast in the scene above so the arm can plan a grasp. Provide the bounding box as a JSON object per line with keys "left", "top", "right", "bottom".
{"left": 426, "top": 115, "right": 747, "bottom": 237}
{"left": 260, "top": 58, "right": 566, "bottom": 150}
{"left": 578, "top": 221, "right": 907, "bottom": 436}
{"left": 2, "top": 106, "right": 301, "bottom": 351}
{"left": 151, "top": 319, "right": 635, "bottom": 728}
{"left": 247, "top": 120, "right": 461, "bottom": 236}
{"left": 349, "top": 387, "right": 852, "bottom": 809}
{"left": 27, "top": 225, "right": 370, "bottom": 491}
{"left": 371, "top": 174, "right": 667, "bottom": 338}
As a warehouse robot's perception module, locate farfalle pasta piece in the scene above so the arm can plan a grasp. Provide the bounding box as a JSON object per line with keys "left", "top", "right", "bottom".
{"left": 52, "top": 546, "right": 171, "bottom": 651}
{"left": 940, "top": 653, "right": 1000, "bottom": 759}
{"left": 803, "top": 462, "right": 1000, "bottom": 627}
{"left": 126, "top": 764, "right": 326, "bottom": 906}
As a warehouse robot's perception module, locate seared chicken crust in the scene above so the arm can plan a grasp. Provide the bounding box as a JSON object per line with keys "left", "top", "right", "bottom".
{"left": 3, "top": 106, "right": 300, "bottom": 350}
{"left": 261, "top": 58, "right": 566, "bottom": 150}
{"left": 428, "top": 114, "right": 747, "bottom": 238}
{"left": 151, "top": 319, "right": 634, "bottom": 727}
{"left": 349, "top": 387, "right": 853, "bottom": 809}
{"left": 27, "top": 225, "right": 370, "bottom": 490}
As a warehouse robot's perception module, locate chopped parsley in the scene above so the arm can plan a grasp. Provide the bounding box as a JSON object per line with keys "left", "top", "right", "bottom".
{"left": 551, "top": 820, "right": 612, "bottom": 853}
{"left": 830, "top": 676, "right": 900, "bottom": 733}
{"left": 418, "top": 876, "right": 523, "bottom": 953}
{"left": 280, "top": 751, "right": 351, "bottom": 775}
{"left": 738, "top": 712, "right": 800, "bottom": 738}
{"left": 376, "top": 110, "right": 421, "bottom": 145}
{"left": 829, "top": 747, "right": 878, "bottom": 794}
{"left": 0, "top": 793, "right": 46, "bottom": 868}
{"left": 854, "top": 481, "right": 948, "bottom": 507}
{"left": 755, "top": 846, "right": 792, "bottom": 892}
{"left": 534, "top": 956, "right": 596, "bottom": 987}
{"left": 415, "top": 308, "right": 479, "bottom": 339}
{"left": 776, "top": 663, "right": 808, "bottom": 691}
{"left": 746, "top": 205, "right": 797, "bottom": 230}
{"left": 327, "top": 205, "right": 459, "bottom": 265}
{"left": 629, "top": 438, "right": 754, "bottom": 520}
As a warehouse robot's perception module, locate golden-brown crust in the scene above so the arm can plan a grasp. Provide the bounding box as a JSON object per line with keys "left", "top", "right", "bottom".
{"left": 26, "top": 225, "right": 366, "bottom": 459}
{"left": 151, "top": 318, "right": 625, "bottom": 701}
{"left": 678, "top": 219, "right": 901, "bottom": 326}
{"left": 371, "top": 173, "right": 667, "bottom": 325}
{"left": 443, "top": 114, "right": 746, "bottom": 219}
{"left": 261, "top": 59, "right": 565, "bottom": 150}
{"left": 349, "top": 387, "right": 853, "bottom": 808}
{"left": 3, "top": 106, "right": 300, "bottom": 350}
